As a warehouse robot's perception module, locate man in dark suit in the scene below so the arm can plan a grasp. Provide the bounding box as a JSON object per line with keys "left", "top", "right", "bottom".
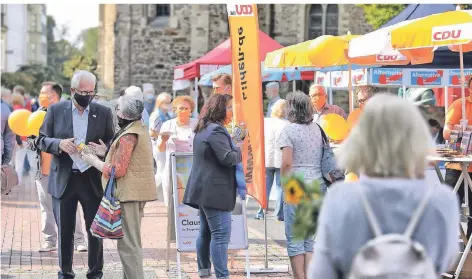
{"left": 37, "top": 70, "right": 115, "bottom": 279}
{"left": 428, "top": 118, "right": 445, "bottom": 145}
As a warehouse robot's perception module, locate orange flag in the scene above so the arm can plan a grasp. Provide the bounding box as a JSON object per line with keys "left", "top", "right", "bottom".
{"left": 227, "top": 4, "right": 267, "bottom": 209}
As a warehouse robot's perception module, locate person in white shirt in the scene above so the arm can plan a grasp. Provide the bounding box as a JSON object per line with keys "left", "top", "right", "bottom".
{"left": 256, "top": 99, "right": 288, "bottom": 221}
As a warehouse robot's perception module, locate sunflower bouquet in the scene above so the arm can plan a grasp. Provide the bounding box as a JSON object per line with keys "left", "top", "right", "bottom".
{"left": 282, "top": 172, "right": 324, "bottom": 241}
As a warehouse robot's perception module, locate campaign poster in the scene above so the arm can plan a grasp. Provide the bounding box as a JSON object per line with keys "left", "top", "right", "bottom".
{"left": 409, "top": 69, "right": 445, "bottom": 87}
{"left": 449, "top": 69, "right": 472, "bottom": 87}
{"left": 171, "top": 153, "right": 249, "bottom": 252}
{"left": 371, "top": 68, "right": 403, "bottom": 86}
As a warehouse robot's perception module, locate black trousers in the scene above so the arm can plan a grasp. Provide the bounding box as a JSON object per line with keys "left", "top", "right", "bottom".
{"left": 52, "top": 170, "right": 103, "bottom": 279}
{"left": 445, "top": 168, "right": 472, "bottom": 238}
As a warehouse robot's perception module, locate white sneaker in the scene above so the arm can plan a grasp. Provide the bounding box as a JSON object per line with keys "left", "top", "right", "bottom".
{"left": 39, "top": 242, "right": 56, "bottom": 252}
{"left": 76, "top": 244, "right": 87, "bottom": 252}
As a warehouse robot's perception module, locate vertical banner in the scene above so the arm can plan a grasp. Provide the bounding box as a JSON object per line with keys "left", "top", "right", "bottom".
{"left": 227, "top": 4, "right": 267, "bottom": 208}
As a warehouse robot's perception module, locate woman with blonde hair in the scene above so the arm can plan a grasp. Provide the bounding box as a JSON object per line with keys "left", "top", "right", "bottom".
{"left": 157, "top": 95, "right": 198, "bottom": 206}
{"left": 256, "top": 99, "right": 288, "bottom": 221}
{"left": 149, "top": 92, "right": 173, "bottom": 189}
{"left": 309, "top": 93, "right": 460, "bottom": 278}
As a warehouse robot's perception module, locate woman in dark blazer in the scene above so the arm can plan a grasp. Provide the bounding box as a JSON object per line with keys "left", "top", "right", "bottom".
{"left": 183, "top": 93, "right": 242, "bottom": 279}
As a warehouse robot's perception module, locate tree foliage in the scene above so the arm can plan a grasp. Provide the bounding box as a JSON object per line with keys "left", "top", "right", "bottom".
{"left": 5, "top": 15, "right": 99, "bottom": 96}
{"left": 79, "top": 27, "right": 99, "bottom": 60}
{"left": 1, "top": 72, "right": 35, "bottom": 93}
{"left": 63, "top": 54, "right": 97, "bottom": 79}
{"left": 457, "top": 4, "right": 471, "bottom": 9}
{"left": 357, "top": 4, "right": 407, "bottom": 30}
{"left": 17, "top": 64, "right": 69, "bottom": 94}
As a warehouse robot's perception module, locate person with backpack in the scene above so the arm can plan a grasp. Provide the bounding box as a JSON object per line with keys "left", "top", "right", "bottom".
{"left": 309, "top": 93, "right": 460, "bottom": 278}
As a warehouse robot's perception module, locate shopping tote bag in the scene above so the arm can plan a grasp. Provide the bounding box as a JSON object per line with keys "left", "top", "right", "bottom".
{"left": 90, "top": 167, "right": 124, "bottom": 239}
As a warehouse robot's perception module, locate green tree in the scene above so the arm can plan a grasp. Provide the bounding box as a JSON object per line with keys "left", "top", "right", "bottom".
{"left": 79, "top": 27, "right": 99, "bottom": 59}
{"left": 457, "top": 4, "right": 471, "bottom": 9}
{"left": 16, "top": 64, "right": 69, "bottom": 95}
{"left": 63, "top": 54, "right": 97, "bottom": 79}
{"left": 357, "top": 4, "right": 407, "bottom": 30}
{"left": 1, "top": 72, "right": 35, "bottom": 93}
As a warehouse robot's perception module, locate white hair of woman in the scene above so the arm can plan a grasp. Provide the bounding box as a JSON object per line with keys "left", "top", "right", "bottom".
{"left": 155, "top": 92, "right": 172, "bottom": 109}
{"left": 117, "top": 86, "right": 145, "bottom": 120}
{"left": 266, "top": 81, "right": 280, "bottom": 91}
{"left": 338, "top": 93, "right": 434, "bottom": 179}
{"left": 1, "top": 87, "right": 11, "bottom": 96}
{"left": 71, "top": 70, "right": 97, "bottom": 88}
{"left": 270, "top": 99, "right": 287, "bottom": 119}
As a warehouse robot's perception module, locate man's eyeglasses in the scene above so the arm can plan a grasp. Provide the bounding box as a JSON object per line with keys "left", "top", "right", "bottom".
{"left": 72, "top": 88, "right": 96, "bottom": 96}
{"left": 213, "top": 85, "right": 231, "bottom": 94}
{"left": 357, "top": 97, "right": 369, "bottom": 104}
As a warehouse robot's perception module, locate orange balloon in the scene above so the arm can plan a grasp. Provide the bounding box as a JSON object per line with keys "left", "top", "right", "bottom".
{"left": 27, "top": 110, "right": 47, "bottom": 136}
{"left": 319, "top": 113, "right": 348, "bottom": 141}
{"left": 8, "top": 109, "right": 32, "bottom": 137}
{"left": 345, "top": 172, "right": 359, "bottom": 182}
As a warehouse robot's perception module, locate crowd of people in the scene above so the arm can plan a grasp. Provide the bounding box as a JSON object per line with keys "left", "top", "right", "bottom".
{"left": 1, "top": 69, "right": 471, "bottom": 279}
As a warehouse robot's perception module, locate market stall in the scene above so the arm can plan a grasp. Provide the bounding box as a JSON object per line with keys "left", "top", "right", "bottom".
{"left": 173, "top": 30, "right": 283, "bottom": 116}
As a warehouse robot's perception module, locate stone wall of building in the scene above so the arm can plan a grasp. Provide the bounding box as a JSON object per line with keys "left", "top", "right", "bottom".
{"left": 102, "top": 4, "right": 375, "bottom": 96}
{"left": 98, "top": 4, "right": 116, "bottom": 95}
{"left": 113, "top": 4, "right": 192, "bottom": 95}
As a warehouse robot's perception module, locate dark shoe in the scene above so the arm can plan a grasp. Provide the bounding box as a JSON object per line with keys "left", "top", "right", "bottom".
{"left": 254, "top": 214, "right": 264, "bottom": 220}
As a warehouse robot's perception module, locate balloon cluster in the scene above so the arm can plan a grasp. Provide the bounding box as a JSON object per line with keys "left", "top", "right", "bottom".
{"left": 8, "top": 109, "right": 46, "bottom": 137}
{"left": 319, "top": 113, "right": 349, "bottom": 141}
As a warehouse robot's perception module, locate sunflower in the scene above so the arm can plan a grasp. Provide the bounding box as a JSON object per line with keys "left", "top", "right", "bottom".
{"left": 284, "top": 177, "right": 305, "bottom": 205}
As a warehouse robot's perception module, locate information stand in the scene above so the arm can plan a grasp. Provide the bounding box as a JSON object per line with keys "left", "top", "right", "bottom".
{"left": 429, "top": 156, "right": 472, "bottom": 278}
{"left": 168, "top": 152, "right": 250, "bottom": 278}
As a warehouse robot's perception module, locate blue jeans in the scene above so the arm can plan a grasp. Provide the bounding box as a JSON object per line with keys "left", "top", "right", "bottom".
{"left": 256, "top": 167, "right": 284, "bottom": 220}
{"left": 284, "top": 178, "right": 325, "bottom": 257}
{"left": 197, "top": 207, "right": 232, "bottom": 279}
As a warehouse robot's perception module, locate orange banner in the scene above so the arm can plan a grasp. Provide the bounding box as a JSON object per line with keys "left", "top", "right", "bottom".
{"left": 227, "top": 4, "right": 266, "bottom": 208}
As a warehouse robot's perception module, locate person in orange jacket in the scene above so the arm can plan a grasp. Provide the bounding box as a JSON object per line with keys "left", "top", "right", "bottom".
{"left": 33, "top": 82, "right": 88, "bottom": 252}
{"left": 347, "top": 85, "right": 377, "bottom": 131}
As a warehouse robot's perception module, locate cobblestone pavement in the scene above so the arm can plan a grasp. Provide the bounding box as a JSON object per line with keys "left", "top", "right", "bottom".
{"left": 1, "top": 175, "right": 293, "bottom": 278}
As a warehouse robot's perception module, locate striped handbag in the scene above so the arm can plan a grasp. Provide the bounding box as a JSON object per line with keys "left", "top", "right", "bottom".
{"left": 90, "top": 167, "right": 124, "bottom": 239}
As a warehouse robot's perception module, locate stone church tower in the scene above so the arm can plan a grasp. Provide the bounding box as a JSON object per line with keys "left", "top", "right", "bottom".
{"left": 98, "top": 4, "right": 373, "bottom": 96}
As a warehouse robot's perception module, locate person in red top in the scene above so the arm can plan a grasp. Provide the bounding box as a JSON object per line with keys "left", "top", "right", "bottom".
{"left": 13, "top": 85, "right": 32, "bottom": 111}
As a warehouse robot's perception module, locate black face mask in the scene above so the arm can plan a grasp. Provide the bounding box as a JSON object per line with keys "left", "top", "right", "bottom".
{"left": 117, "top": 116, "right": 135, "bottom": 129}
{"left": 73, "top": 93, "right": 93, "bottom": 108}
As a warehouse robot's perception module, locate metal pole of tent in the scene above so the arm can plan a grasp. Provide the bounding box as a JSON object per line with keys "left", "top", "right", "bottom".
{"left": 402, "top": 86, "right": 407, "bottom": 99}
{"left": 329, "top": 72, "right": 333, "bottom": 105}
{"left": 460, "top": 45, "right": 467, "bottom": 129}
{"left": 445, "top": 86, "right": 449, "bottom": 115}
{"left": 292, "top": 80, "right": 296, "bottom": 92}
{"left": 194, "top": 78, "right": 199, "bottom": 118}
{"left": 348, "top": 64, "right": 353, "bottom": 112}
{"left": 264, "top": 208, "right": 268, "bottom": 268}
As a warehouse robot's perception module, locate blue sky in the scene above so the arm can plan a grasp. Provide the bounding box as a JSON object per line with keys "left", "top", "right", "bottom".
{"left": 47, "top": 3, "right": 99, "bottom": 42}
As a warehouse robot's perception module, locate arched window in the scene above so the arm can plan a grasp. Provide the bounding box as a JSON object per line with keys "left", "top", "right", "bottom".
{"left": 156, "top": 4, "right": 170, "bottom": 17}
{"left": 307, "top": 4, "right": 323, "bottom": 40}
{"left": 148, "top": 4, "right": 170, "bottom": 28}
{"left": 325, "top": 4, "right": 338, "bottom": 36}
